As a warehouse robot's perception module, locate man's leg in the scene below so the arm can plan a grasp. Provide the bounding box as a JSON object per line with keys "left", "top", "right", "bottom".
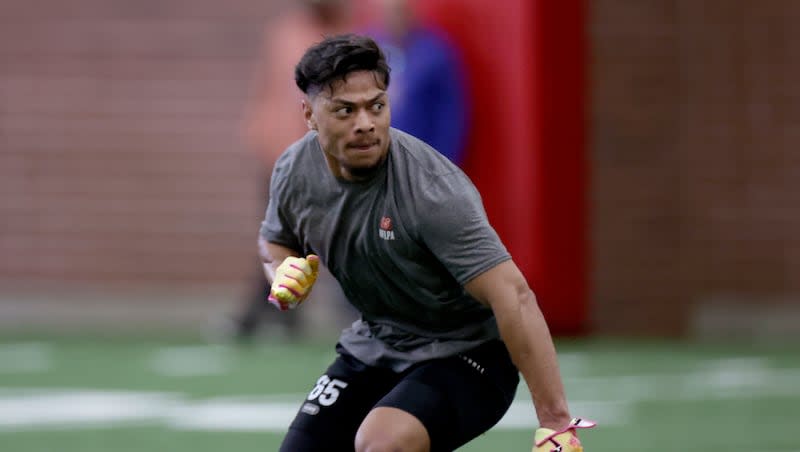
{"left": 356, "top": 340, "right": 520, "bottom": 452}
{"left": 280, "top": 345, "right": 399, "bottom": 452}
{"left": 355, "top": 405, "right": 431, "bottom": 451}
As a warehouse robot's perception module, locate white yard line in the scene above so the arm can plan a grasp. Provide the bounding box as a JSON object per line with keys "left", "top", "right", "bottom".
{"left": 167, "top": 399, "right": 300, "bottom": 431}
{"left": 0, "top": 389, "right": 629, "bottom": 431}
{"left": 0, "top": 390, "right": 179, "bottom": 429}
{"left": 0, "top": 358, "right": 797, "bottom": 432}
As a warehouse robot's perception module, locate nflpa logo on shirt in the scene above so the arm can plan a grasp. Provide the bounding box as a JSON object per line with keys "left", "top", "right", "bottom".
{"left": 379, "top": 216, "right": 395, "bottom": 241}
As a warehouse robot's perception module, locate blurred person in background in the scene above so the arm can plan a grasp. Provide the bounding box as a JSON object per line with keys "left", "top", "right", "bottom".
{"left": 262, "top": 34, "right": 593, "bottom": 452}
{"left": 230, "top": 0, "right": 355, "bottom": 341}
{"left": 365, "top": 0, "right": 469, "bottom": 166}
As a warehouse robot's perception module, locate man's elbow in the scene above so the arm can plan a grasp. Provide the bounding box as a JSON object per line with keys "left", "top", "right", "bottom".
{"left": 517, "top": 284, "right": 538, "bottom": 308}
{"left": 257, "top": 237, "right": 273, "bottom": 264}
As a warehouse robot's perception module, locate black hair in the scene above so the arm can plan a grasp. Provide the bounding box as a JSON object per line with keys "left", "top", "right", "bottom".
{"left": 295, "top": 34, "right": 391, "bottom": 96}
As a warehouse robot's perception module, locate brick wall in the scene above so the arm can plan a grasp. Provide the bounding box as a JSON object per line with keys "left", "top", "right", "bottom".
{"left": 0, "top": 0, "right": 276, "bottom": 284}
{"left": 591, "top": 0, "right": 800, "bottom": 335}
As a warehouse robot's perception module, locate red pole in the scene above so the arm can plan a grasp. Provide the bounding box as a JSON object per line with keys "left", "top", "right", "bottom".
{"left": 414, "top": 0, "right": 589, "bottom": 335}
{"left": 529, "top": 0, "right": 589, "bottom": 335}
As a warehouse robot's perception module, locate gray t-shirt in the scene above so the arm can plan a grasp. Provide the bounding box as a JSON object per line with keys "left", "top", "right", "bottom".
{"left": 261, "top": 128, "right": 511, "bottom": 371}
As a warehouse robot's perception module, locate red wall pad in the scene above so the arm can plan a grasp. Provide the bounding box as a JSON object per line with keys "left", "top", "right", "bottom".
{"left": 415, "top": 0, "right": 589, "bottom": 335}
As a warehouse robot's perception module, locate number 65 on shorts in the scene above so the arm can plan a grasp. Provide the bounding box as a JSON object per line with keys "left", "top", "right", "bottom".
{"left": 307, "top": 375, "right": 349, "bottom": 407}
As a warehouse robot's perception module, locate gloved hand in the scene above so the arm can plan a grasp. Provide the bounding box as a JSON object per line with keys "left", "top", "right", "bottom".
{"left": 533, "top": 418, "right": 596, "bottom": 452}
{"left": 268, "top": 255, "right": 320, "bottom": 311}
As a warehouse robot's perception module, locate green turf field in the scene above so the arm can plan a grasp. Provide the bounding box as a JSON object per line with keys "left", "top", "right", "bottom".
{"left": 0, "top": 335, "right": 797, "bottom": 451}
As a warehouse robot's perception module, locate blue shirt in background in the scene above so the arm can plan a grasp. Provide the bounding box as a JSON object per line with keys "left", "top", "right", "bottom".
{"left": 368, "top": 27, "right": 470, "bottom": 166}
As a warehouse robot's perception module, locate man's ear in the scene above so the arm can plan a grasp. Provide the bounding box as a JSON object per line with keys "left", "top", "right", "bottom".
{"left": 301, "top": 99, "right": 317, "bottom": 130}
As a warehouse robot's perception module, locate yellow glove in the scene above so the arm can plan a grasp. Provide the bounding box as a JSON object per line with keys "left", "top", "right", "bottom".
{"left": 533, "top": 418, "right": 596, "bottom": 452}
{"left": 268, "top": 255, "right": 320, "bottom": 311}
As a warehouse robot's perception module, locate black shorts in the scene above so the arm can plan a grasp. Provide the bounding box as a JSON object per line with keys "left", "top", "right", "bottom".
{"left": 279, "top": 340, "right": 520, "bottom": 452}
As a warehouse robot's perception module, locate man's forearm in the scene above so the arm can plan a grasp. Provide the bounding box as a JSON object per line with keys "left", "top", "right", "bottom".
{"left": 258, "top": 237, "right": 277, "bottom": 283}
{"left": 493, "top": 287, "right": 571, "bottom": 430}
{"left": 258, "top": 237, "right": 298, "bottom": 284}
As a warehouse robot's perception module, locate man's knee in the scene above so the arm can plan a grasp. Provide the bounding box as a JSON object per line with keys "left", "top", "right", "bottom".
{"left": 354, "top": 431, "right": 425, "bottom": 452}
{"left": 354, "top": 407, "right": 430, "bottom": 452}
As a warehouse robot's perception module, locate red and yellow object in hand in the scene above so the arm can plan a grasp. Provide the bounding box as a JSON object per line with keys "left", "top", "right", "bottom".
{"left": 268, "top": 255, "right": 320, "bottom": 311}
{"left": 533, "top": 418, "right": 596, "bottom": 452}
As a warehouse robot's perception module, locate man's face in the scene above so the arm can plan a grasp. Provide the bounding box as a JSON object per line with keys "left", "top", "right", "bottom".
{"left": 305, "top": 70, "right": 391, "bottom": 181}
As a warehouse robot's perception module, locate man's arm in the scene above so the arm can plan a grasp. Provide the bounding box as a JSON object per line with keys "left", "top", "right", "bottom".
{"left": 464, "top": 260, "right": 570, "bottom": 430}
{"left": 258, "top": 236, "right": 300, "bottom": 284}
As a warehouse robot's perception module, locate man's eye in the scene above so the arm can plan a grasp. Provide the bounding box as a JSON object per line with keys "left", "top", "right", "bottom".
{"left": 371, "top": 103, "right": 384, "bottom": 112}
{"left": 336, "top": 107, "right": 352, "bottom": 116}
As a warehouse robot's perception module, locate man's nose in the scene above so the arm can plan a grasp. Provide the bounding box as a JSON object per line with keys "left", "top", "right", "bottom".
{"left": 354, "top": 109, "right": 375, "bottom": 133}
